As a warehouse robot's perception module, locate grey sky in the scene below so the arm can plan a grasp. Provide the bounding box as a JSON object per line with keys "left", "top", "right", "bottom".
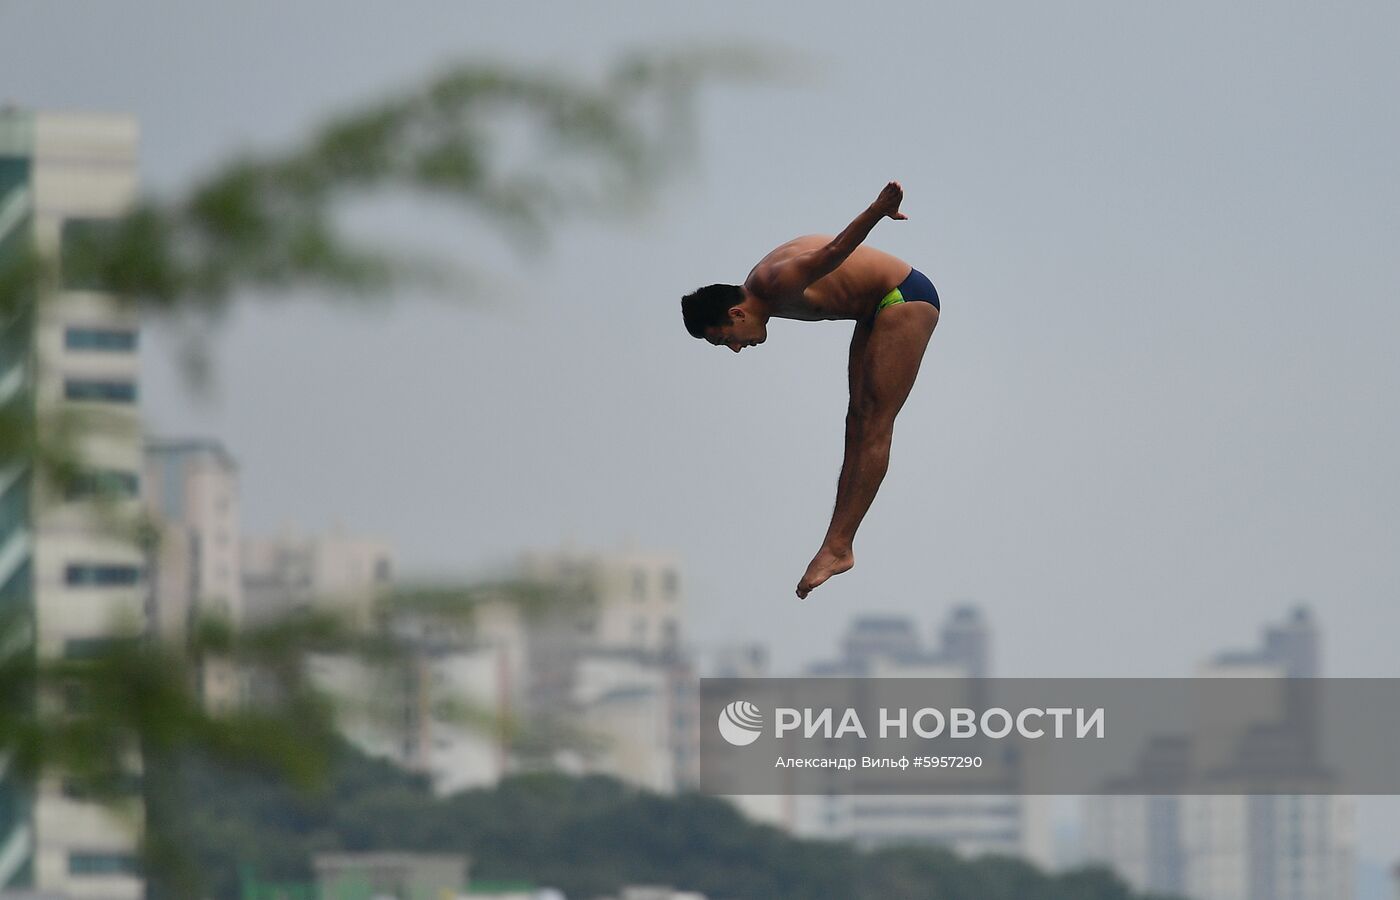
{"left": 4, "top": 0, "right": 1399, "bottom": 859}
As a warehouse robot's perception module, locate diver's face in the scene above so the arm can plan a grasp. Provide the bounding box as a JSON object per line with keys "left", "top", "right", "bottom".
{"left": 704, "top": 309, "right": 767, "bottom": 353}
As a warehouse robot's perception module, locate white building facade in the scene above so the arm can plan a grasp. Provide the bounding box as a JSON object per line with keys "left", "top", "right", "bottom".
{"left": 143, "top": 438, "right": 243, "bottom": 708}
{"left": 242, "top": 527, "right": 394, "bottom": 628}
{"left": 1082, "top": 608, "right": 1355, "bottom": 900}
{"left": 308, "top": 547, "right": 698, "bottom": 797}
{"left": 0, "top": 108, "right": 145, "bottom": 900}
{"left": 780, "top": 610, "right": 1053, "bottom": 868}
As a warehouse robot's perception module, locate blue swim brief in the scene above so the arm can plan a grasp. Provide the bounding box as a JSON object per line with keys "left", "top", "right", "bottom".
{"left": 877, "top": 267, "right": 940, "bottom": 313}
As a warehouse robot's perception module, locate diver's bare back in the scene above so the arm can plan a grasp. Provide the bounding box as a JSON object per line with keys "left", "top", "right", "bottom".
{"left": 746, "top": 236, "right": 914, "bottom": 322}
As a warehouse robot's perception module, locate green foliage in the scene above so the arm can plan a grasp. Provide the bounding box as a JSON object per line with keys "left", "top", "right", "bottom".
{"left": 177, "top": 748, "right": 1185, "bottom": 900}
{"left": 0, "top": 614, "right": 342, "bottom": 794}
{"left": 377, "top": 577, "right": 595, "bottom": 624}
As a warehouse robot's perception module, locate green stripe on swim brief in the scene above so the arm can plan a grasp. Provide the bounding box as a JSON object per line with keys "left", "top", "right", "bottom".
{"left": 878, "top": 288, "right": 904, "bottom": 311}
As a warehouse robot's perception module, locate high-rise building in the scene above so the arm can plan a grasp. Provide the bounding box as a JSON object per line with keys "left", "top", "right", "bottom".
{"left": 1212, "top": 605, "right": 1319, "bottom": 678}
{"left": 0, "top": 108, "right": 144, "bottom": 900}
{"left": 143, "top": 439, "right": 242, "bottom": 632}
{"left": 514, "top": 547, "right": 697, "bottom": 790}
{"left": 706, "top": 642, "right": 769, "bottom": 679}
{"left": 309, "top": 546, "right": 698, "bottom": 796}
{"left": 143, "top": 437, "right": 243, "bottom": 708}
{"left": 837, "top": 615, "right": 921, "bottom": 671}
{"left": 939, "top": 604, "right": 991, "bottom": 678}
{"left": 1176, "top": 794, "right": 1353, "bottom": 900}
{"left": 305, "top": 601, "right": 515, "bottom": 797}
{"left": 1082, "top": 606, "right": 1353, "bottom": 900}
{"left": 516, "top": 547, "right": 684, "bottom": 658}
{"left": 790, "top": 607, "right": 1052, "bottom": 867}
{"left": 806, "top": 606, "right": 991, "bottom": 679}
{"left": 241, "top": 527, "right": 394, "bottom": 628}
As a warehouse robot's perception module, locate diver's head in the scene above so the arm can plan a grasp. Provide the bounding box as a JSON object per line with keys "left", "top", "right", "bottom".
{"left": 681, "top": 284, "right": 767, "bottom": 353}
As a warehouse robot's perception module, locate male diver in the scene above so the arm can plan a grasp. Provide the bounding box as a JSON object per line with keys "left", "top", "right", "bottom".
{"left": 681, "top": 181, "right": 940, "bottom": 600}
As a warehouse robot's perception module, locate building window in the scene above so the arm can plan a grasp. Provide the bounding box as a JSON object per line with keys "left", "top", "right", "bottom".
{"left": 632, "top": 569, "right": 647, "bottom": 601}
{"left": 64, "top": 327, "right": 138, "bottom": 352}
{"left": 64, "top": 378, "right": 137, "bottom": 404}
{"left": 68, "top": 852, "right": 139, "bottom": 877}
{"left": 662, "top": 568, "right": 679, "bottom": 599}
{"left": 64, "top": 564, "right": 142, "bottom": 587}
{"left": 374, "top": 557, "right": 392, "bottom": 583}
{"left": 64, "top": 469, "right": 140, "bottom": 501}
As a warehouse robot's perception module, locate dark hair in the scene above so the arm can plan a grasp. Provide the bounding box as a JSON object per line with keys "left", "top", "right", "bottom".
{"left": 681, "top": 284, "right": 743, "bottom": 339}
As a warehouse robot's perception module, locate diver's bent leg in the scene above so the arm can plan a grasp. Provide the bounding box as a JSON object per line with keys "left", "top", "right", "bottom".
{"left": 821, "top": 417, "right": 895, "bottom": 554}
{"left": 797, "top": 302, "right": 938, "bottom": 599}
{"left": 828, "top": 321, "right": 873, "bottom": 525}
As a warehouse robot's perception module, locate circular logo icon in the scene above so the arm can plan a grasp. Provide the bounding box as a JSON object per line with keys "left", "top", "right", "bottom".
{"left": 718, "top": 700, "right": 764, "bottom": 746}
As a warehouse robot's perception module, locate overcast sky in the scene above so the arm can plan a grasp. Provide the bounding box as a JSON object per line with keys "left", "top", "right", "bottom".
{"left": 4, "top": 0, "right": 1399, "bottom": 860}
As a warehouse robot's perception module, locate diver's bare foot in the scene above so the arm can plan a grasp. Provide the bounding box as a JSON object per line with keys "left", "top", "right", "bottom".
{"left": 796, "top": 545, "right": 854, "bottom": 599}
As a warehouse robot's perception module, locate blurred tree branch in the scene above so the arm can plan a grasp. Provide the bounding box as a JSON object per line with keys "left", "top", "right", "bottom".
{"left": 67, "top": 46, "right": 784, "bottom": 314}
{"left": 0, "top": 43, "right": 782, "bottom": 899}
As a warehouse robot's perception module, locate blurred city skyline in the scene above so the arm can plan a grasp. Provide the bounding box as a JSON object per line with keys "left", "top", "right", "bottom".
{"left": 3, "top": 1, "right": 1397, "bottom": 878}
{"left": 4, "top": 2, "right": 1394, "bottom": 680}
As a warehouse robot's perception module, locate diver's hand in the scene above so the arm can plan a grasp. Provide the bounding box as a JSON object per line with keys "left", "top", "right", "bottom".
{"left": 872, "top": 181, "right": 907, "bottom": 220}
